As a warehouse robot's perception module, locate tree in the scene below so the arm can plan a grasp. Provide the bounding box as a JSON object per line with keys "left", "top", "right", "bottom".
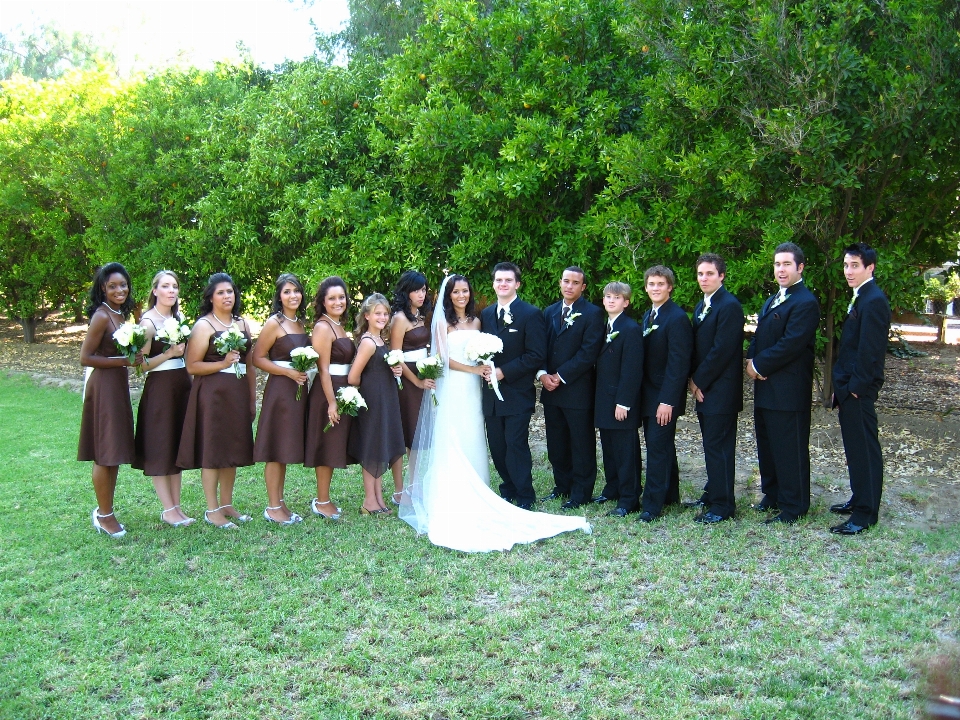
{"left": 0, "top": 24, "right": 114, "bottom": 81}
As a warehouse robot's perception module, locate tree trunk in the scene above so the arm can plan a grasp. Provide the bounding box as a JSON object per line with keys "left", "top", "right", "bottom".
{"left": 820, "top": 284, "right": 837, "bottom": 408}
{"left": 17, "top": 316, "right": 39, "bottom": 344}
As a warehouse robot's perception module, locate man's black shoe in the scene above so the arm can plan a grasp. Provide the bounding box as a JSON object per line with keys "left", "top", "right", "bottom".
{"left": 829, "top": 500, "right": 854, "bottom": 515}
{"left": 830, "top": 520, "right": 869, "bottom": 535}
{"left": 560, "top": 500, "right": 586, "bottom": 510}
{"left": 694, "top": 512, "right": 728, "bottom": 524}
{"left": 539, "top": 491, "right": 568, "bottom": 502}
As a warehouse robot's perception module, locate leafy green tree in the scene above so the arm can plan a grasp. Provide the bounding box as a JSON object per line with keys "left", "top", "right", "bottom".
{"left": 0, "top": 24, "right": 114, "bottom": 80}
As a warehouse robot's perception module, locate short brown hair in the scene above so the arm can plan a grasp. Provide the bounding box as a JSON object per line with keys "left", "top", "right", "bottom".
{"left": 603, "top": 281, "right": 632, "bottom": 302}
{"left": 644, "top": 265, "right": 675, "bottom": 288}
{"left": 695, "top": 253, "right": 726, "bottom": 276}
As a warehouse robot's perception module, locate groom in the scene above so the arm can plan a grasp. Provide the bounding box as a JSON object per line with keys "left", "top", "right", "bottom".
{"left": 480, "top": 262, "right": 546, "bottom": 510}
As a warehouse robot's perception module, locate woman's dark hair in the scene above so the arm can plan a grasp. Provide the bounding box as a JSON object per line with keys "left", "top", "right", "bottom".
{"left": 391, "top": 270, "right": 431, "bottom": 323}
{"left": 147, "top": 270, "right": 181, "bottom": 317}
{"left": 443, "top": 275, "right": 477, "bottom": 327}
{"left": 86, "top": 262, "right": 136, "bottom": 320}
{"left": 199, "top": 272, "right": 243, "bottom": 318}
{"left": 312, "top": 276, "right": 350, "bottom": 323}
{"left": 271, "top": 272, "right": 306, "bottom": 320}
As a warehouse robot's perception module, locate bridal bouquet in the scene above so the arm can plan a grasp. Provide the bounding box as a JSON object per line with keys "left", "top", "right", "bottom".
{"left": 324, "top": 386, "right": 367, "bottom": 432}
{"left": 466, "top": 332, "right": 504, "bottom": 401}
{"left": 416, "top": 353, "right": 444, "bottom": 406}
{"left": 154, "top": 317, "right": 191, "bottom": 352}
{"left": 289, "top": 346, "right": 320, "bottom": 401}
{"left": 113, "top": 322, "right": 147, "bottom": 376}
{"left": 384, "top": 349, "right": 406, "bottom": 389}
{"left": 214, "top": 323, "right": 247, "bottom": 378}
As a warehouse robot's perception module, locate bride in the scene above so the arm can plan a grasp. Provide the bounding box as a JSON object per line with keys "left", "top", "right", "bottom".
{"left": 399, "top": 275, "right": 591, "bottom": 552}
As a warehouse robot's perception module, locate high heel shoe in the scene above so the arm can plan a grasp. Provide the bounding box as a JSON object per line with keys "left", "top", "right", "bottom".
{"left": 92, "top": 508, "right": 126, "bottom": 538}
{"left": 204, "top": 509, "right": 238, "bottom": 529}
{"left": 278, "top": 499, "right": 302, "bottom": 523}
{"left": 390, "top": 491, "right": 404, "bottom": 505}
{"left": 217, "top": 504, "right": 251, "bottom": 523}
{"left": 311, "top": 498, "right": 342, "bottom": 520}
{"left": 160, "top": 505, "right": 195, "bottom": 527}
{"left": 263, "top": 505, "right": 300, "bottom": 526}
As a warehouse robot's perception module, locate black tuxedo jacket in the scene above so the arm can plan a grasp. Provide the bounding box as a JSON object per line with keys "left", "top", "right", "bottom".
{"left": 691, "top": 285, "right": 745, "bottom": 416}
{"left": 540, "top": 296, "right": 605, "bottom": 409}
{"left": 480, "top": 297, "right": 546, "bottom": 417}
{"left": 639, "top": 299, "right": 693, "bottom": 417}
{"left": 747, "top": 280, "right": 820, "bottom": 412}
{"left": 832, "top": 280, "right": 891, "bottom": 405}
{"left": 594, "top": 314, "right": 643, "bottom": 429}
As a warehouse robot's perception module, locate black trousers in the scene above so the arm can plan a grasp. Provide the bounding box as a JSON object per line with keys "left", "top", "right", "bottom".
{"left": 599, "top": 427, "right": 642, "bottom": 511}
{"left": 755, "top": 406, "right": 811, "bottom": 520}
{"left": 641, "top": 416, "right": 680, "bottom": 515}
{"left": 698, "top": 412, "right": 738, "bottom": 518}
{"left": 485, "top": 412, "right": 535, "bottom": 506}
{"left": 839, "top": 395, "right": 883, "bottom": 526}
{"left": 544, "top": 404, "right": 597, "bottom": 503}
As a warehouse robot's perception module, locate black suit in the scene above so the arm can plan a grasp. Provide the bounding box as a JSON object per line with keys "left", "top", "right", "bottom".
{"left": 691, "top": 286, "right": 745, "bottom": 519}
{"left": 747, "top": 280, "right": 820, "bottom": 520}
{"left": 832, "top": 279, "right": 890, "bottom": 527}
{"left": 540, "top": 296, "right": 605, "bottom": 503}
{"left": 639, "top": 299, "right": 693, "bottom": 516}
{"left": 480, "top": 298, "right": 546, "bottom": 506}
{"left": 594, "top": 313, "right": 644, "bottom": 511}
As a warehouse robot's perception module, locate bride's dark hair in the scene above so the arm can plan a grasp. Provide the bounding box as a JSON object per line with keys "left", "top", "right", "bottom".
{"left": 443, "top": 275, "right": 477, "bottom": 327}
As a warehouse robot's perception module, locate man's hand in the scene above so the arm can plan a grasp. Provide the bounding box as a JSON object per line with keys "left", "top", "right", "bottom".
{"left": 541, "top": 373, "right": 561, "bottom": 391}
{"left": 495, "top": 367, "right": 504, "bottom": 382}
{"left": 656, "top": 403, "right": 673, "bottom": 426}
{"left": 746, "top": 359, "right": 766, "bottom": 381}
{"left": 688, "top": 379, "right": 704, "bottom": 403}
{"left": 614, "top": 405, "right": 628, "bottom": 422}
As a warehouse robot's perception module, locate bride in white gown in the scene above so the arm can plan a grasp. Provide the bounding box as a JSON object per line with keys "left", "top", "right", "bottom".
{"left": 399, "top": 275, "right": 591, "bottom": 552}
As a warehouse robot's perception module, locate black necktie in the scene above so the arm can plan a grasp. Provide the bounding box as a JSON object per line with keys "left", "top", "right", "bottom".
{"left": 561, "top": 306, "right": 570, "bottom": 330}
{"left": 498, "top": 307, "right": 505, "bottom": 328}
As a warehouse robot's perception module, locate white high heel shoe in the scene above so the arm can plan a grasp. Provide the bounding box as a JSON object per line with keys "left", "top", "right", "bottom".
{"left": 160, "top": 505, "right": 195, "bottom": 527}
{"left": 217, "top": 504, "right": 252, "bottom": 523}
{"left": 311, "top": 498, "right": 342, "bottom": 520}
{"left": 92, "top": 508, "right": 126, "bottom": 538}
{"left": 263, "top": 505, "right": 300, "bottom": 526}
{"left": 279, "top": 498, "right": 302, "bottom": 523}
{"left": 204, "top": 509, "right": 238, "bottom": 529}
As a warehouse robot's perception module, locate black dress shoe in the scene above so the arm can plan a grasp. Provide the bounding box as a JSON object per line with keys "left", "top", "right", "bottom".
{"left": 637, "top": 511, "right": 658, "bottom": 523}
{"left": 751, "top": 497, "right": 779, "bottom": 512}
{"left": 539, "top": 491, "right": 568, "bottom": 502}
{"left": 829, "top": 500, "right": 854, "bottom": 515}
{"left": 516, "top": 502, "right": 532, "bottom": 511}
{"left": 561, "top": 500, "right": 586, "bottom": 510}
{"left": 763, "top": 514, "right": 797, "bottom": 525}
{"left": 607, "top": 506, "right": 636, "bottom": 517}
{"left": 682, "top": 499, "right": 707, "bottom": 509}
{"left": 830, "top": 520, "right": 869, "bottom": 535}
{"left": 592, "top": 495, "right": 615, "bottom": 504}
{"left": 694, "top": 512, "right": 728, "bottom": 524}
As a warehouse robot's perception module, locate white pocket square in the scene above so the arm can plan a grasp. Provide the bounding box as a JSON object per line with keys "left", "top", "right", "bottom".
{"left": 508, "top": 328, "right": 518, "bottom": 332}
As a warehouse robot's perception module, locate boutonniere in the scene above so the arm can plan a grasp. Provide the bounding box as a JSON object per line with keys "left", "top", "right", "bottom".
{"left": 606, "top": 331, "right": 619, "bottom": 343}
{"left": 564, "top": 312, "right": 581, "bottom": 328}
{"left": 769, "top": 293, "right": 791, "bottom": 310}
{"left": 503, "top": 311, "right": 513, "bottom": 325}
{"left": 847, "top": 296, "right": 857, "bottom": 314}
{"left": 697, "top": 305, "right": 711, "bottom": 322}
{"left": 643, "top": 324, "right": 659, "bottom": 337}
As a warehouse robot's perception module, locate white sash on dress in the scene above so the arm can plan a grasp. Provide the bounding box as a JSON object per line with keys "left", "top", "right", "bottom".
{"left": 146, "top": 358, "right": 185, "bottom": 373}
{"left": 328, "top": 363, "right": 352, "bottom": 376}
{"left": 274, "top": 360, "right": 318, "bottom": 390}
{"left": 81, "top": 356, "right": 125, "bottom": 402}
{"left": 402, "top": 348, "right": 429, "bottom": 362}
{"left": 218, "top": 365, "right": 247, "bottom": 376}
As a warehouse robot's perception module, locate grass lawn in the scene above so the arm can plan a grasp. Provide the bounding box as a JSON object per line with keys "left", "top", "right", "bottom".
{"left": 1, "top": 373, "right": 957, "bottom": 718}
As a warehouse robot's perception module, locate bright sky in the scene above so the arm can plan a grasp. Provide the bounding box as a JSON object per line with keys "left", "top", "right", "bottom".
{"left": 0, "top": 0, "right": 352, "bottom": 73}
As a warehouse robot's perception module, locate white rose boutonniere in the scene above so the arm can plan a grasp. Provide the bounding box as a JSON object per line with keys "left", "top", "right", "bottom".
{"left": 769, "top": 293, "right": 791, "bottom": 310}
{"left": 606, "top": 331, "right": 619, "bottom": 343}
{"left": 643, "top": 324, "right": 659, "bottom": 338}
{"left": 697, "top": 306, "right": 711, "bottom": 322}
{"left": 564, "top": 312, "right": 581, "bottom": 328}
{"left": 503, "top": 310, "right": 513, "bottom": 325}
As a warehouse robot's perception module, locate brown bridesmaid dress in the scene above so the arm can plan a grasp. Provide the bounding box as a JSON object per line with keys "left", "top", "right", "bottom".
{"left": 304, "top": 329, "right": 357, "bottom": 469}
{"left": 78, "top": 310, "right": 135, "bottom": 466}
{"left": 347, "top": 338, "right": 406, "bottom": 479}
{"left": 398, "top": 323, "right": 430, "bottom": 448}
{"left": 253, "top": 330, "right": 309, "bottom": 464}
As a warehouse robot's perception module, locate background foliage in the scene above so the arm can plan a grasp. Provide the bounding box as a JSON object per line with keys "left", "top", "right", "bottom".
{"left": 1, "top": 0, "right": 958, "bottom": 396}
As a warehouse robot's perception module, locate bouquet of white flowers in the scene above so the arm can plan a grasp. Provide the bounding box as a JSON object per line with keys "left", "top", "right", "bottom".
{"left": 155, "top": 317, "right": 192, "bottom": 352}
{"left": 324, "top": 386, "right": 367, "bottom": 432}
{"left": 289, "top": 346, "right": 320, "bottom": 401}
{"left": 214, "top": 323, "right": 248, "bottom": 378}
{"left": 112, "top": 322, "right": 147, "bottom": 375}
{"left": 384, "top": 349, "right": 406, "bottom": 389}
{"left": 415, "top": 353, "right": 444, "bottom": 406}
{"left": 465, "top": 332, "right": 505, "bottom": 400}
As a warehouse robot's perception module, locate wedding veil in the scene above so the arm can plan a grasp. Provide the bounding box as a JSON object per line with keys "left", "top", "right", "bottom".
{"left": 398, "top": 275, "right": 453, "bottom": 534}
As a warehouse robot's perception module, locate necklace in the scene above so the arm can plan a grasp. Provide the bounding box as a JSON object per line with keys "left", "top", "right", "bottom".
{"left": 323, "top": 313, "right": 341, "bottom": 326}
{"left": 101, "top": 302, "right": 123, "bottom": 316}
{"left": 281, "top": 312, "right": 299, "bottom": 323}
{"left": 150, "top": 308, "right": 173, "bottom": 322}
{"left": 210, "top": 313, "right": 233, "bottom": 329}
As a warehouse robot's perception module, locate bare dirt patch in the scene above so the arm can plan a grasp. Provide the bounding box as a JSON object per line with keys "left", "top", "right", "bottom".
{"left": 4, "top": 313, "right": 958, "bottom": 528}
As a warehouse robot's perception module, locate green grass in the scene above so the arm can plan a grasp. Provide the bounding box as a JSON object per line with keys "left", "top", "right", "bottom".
{"left": 1, "top": 373, "right": 957, "bottom": 718}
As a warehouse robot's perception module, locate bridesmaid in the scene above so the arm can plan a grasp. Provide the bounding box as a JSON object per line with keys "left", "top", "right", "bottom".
{"left": 389, "top": 270, "right": 435, "bottom": 504}
{"left": 79, "top": 263, "right": 140, "bottom": 538}
{"left": 252, "top": 273, "right": 309, "bottom": 526}
{"left": 304, "top": 276, "right": 355, "bottom": 520}
{"left": 176, "top": 273, "right": 256, "bottom": 529}
{"left": 133, "top": 270, "right": 194, "bottom": 527}
{"left": 347, "top": 293, "right": 406, "bottom": 515}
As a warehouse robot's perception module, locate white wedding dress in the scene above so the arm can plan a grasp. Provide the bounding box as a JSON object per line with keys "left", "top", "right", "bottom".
{"left": 400, "top": 326, "right": 591, "bottom": 552}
